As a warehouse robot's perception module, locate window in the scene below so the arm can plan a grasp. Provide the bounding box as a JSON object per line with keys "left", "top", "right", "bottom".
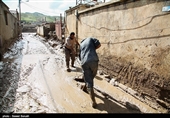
{"left": 4, "top": 10, "right": 8, "bottom": 25}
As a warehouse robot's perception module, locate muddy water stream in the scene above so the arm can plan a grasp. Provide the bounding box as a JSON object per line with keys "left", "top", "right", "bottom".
{"left": 0, "top": 33, "right": 162, "bottom": 113}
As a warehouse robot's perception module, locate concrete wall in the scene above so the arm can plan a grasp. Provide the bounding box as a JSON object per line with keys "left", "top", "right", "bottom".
{"left": 65, "top": 0, "right": 170, "bottom": 110}
{"left": 65, "top": 4, "right": 87, "bottom": 39}
{"left": 37, "top": 26, "right": 44, "bottom": 37}
{"left": 0, "top": 1, "right": 19, "bottom": 56}
{"left": 37, "top": 23, "right": 55, "bottom": 37}
{"left": 55, "top": 22, "right": 62, "bottom": 40}
{"left": 65, "top": 11, "right": 77, "bottom": 37}
{"left": 22, "top": 24, "right": 37, "bottom": 32}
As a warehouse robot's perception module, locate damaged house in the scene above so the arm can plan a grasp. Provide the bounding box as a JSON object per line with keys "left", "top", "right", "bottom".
{"left": 36, "top": 22, "right": 55, "bottom": 38}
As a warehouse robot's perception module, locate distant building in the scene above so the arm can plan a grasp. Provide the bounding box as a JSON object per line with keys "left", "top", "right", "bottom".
{"left": 36, "top": 22, "right": 55, "bottom": 38}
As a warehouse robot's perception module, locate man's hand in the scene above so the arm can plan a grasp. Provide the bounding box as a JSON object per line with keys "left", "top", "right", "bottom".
{"left": 71, "top": 50, "right": 76, "bottom": 55}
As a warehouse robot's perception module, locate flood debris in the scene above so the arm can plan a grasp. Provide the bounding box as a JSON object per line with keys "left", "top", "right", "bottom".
{"left": 0, "top": 33, "right": 58, "bottom": 113}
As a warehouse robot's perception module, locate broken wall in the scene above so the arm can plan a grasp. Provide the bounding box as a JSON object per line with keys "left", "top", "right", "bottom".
{"left": 65, "top": 0, "right": 170, "bottom": 110}
{"left": 37, "top": 26, "right": 44, "bottom": 37}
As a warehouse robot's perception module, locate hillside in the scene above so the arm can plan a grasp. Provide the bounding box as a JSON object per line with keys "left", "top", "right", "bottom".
{"left": 21, "top": 12, "right": 61, "bottom": 23}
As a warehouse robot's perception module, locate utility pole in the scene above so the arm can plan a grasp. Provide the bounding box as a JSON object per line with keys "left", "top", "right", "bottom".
{"left": 60, "top": 13, "right": 62, "bottom": 40}
{"left": 19, "top": 0, "right": 21, "bottom": 22}
{"left": 18, "top": 0, "right": 29, "bottom": 38}
{"left": 18, "top": 0, "right": 22, "bottom": 38}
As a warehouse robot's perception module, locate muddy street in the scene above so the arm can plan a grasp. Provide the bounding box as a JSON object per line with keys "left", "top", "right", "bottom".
{"left": 0, "top": 33, "right": 163, "bottom": 113}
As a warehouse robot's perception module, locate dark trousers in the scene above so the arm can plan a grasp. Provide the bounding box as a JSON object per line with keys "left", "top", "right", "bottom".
{"left": 65, "top": 47, "right": 75, "bottom": 68}
{"left": 82, "top": 61, "right": 98, "bottom": 88}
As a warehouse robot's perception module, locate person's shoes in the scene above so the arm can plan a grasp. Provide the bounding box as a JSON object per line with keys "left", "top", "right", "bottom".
{"left": 82, "top": 85, "right": 88, "bottom": 93}
{"left": 87, "top": 88, "right": 97, "bottom": 108}
{"left": 92, "top": 102, "right": 97, "bottom": 108}
{"left": 67, "top": 68, "right": 71, "bottom": 72}
{"left": 71, "top": 65, "right": 76, "bottom": 68}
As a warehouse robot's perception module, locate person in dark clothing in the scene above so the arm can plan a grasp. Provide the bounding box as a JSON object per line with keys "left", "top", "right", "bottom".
{"left": 79, "top": 37, "right": 101, "bottom": 108}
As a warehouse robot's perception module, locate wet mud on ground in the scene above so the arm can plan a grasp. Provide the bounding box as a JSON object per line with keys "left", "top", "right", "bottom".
{"left": 0, "top": 33, "right": 165, "bottom": 113}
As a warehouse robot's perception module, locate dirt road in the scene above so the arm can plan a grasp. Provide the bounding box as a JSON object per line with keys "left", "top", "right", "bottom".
{"left": 0, "top": 33, "right": 163, "bottom": 113}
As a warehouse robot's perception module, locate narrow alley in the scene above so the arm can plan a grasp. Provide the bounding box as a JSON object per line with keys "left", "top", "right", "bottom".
{"left": 0, "top": 33, "right": 164, "bottom": 113}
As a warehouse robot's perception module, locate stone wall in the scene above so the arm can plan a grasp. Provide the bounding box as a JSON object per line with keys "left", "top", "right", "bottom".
{"left": 65, "top": 0, "right": 170, "bottom": 110}
{"left": 22, "top": 25, "right": 37, "bottom": 33}
{"left": 0, "top": 1, "right": 20, "bottom": 56}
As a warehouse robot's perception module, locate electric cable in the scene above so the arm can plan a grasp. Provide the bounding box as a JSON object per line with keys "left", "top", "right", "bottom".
{"left": 22, "top": 1, "right": 60, "bottom": 16}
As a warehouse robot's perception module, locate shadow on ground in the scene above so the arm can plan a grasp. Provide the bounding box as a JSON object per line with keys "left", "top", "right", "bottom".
{"left": 74, "top": 77, "right": 141, "bottom": 113}
{"left": 94, "top": 88, "right": 141, "bottom": 113}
